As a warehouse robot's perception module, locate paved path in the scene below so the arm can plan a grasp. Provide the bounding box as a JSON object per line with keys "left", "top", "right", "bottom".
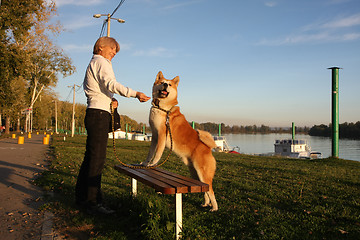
{"left": 0, "top": 134, "right": 51, "bottom": 239}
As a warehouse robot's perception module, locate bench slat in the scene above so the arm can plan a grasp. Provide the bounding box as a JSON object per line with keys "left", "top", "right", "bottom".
{"left": 114, "top": 165, "right": 209, "bottom": 194}
{"left": 115, "top": 165, "right": 175, "bottom": 194}
{"left": 147, "top": 168, "right": 201, "bottom": 193}
{"left": 146, "top": 169, "right": 205, "bottom": 193}
{"left": 153, "top": 168, "right": 209, "bottom": 192}
{"left": 137, "top": 169, "right": 189, "bottom": 193}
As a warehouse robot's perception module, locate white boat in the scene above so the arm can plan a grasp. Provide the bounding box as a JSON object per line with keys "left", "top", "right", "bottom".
{"left": 213, "top": 136, "right": 231, "bottom": 151}
{"left": 213, "top": 136, "right": 240, "bottom": 153}
{"left": 109, "top": 129, "right": 150, "bottom": 141}
{"left": 109, "top": 129, "right": 133, "bottom": 139}
{"left": 132, "top": 133, "right": 148, "bottom": 141}
{"left": 274, "top": 139, "right": 322, "bottom": 159}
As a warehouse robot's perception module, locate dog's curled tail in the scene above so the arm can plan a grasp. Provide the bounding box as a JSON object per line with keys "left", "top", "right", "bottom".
{"left": 197, "top": 130, "right": 217, "bottom": 149}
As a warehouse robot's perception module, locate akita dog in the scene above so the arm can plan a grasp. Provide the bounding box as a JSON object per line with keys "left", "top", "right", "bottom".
{"left": 141, "top": 71, "right": 218, "bottom": 211}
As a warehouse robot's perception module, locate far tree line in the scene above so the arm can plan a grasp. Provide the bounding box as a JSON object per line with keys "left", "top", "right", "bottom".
{"left": 308, "top": 122, "right": 360, "bottom": 140}
{"left": 0, "top": 99, "right": 148, "bottom": 135}
{"left": 191, "top": 122, "right": 310, "bottom": 135}
{"left": 191, "top": 122, "right": 360, "bottom": 140}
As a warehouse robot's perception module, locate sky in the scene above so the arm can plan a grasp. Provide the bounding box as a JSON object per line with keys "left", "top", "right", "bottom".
{"left": 51, "top": 0, "right": 360, "bottom": 127}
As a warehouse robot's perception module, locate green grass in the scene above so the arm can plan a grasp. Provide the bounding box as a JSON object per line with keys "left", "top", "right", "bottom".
{"left": 35, "top": 135, "right": 360, "bottom": 239}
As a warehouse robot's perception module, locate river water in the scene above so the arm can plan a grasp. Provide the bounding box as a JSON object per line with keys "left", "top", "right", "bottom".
{"left": 223, "top": 133, "right": 360, "bottom": 162}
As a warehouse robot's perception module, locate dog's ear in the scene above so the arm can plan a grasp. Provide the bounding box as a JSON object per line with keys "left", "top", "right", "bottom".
{"left": 155, "top": 71, "right": 164, "bottom": 83}
{"left": 173, "top": 76, "right": 180, "bottom": 86}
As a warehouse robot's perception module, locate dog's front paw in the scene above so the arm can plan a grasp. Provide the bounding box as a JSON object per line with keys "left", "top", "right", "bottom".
{"left": 201, "top": 203, "right": 209, "bottom": 208}
{"left": 210, "top": 206, "right": 218, "bottom": 212}
{"left": 140, "top": 161, "right": 154, "bottom": 167}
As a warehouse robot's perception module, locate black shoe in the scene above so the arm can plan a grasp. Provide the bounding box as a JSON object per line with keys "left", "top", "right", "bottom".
{"left": 75, "top": 200, "right": 87, "bottom": 207}
{"left": 87, "top": 204, "right": 115, "bottom": 215}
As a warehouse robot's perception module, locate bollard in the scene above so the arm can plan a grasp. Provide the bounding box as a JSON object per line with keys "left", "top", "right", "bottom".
{"left": 28, "top": 133, "right": 32, "bottom": 139}
{"left": 18, "top": 136, "right": 24, "bottom": 144}
{"left": 43, "top": 136, "right": 49, "bottom": 145}
{"left": 12, "top": 134, "right": 16, "bottom": 139}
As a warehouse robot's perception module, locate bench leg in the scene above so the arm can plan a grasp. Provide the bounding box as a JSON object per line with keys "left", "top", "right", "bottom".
{"left": 175, "top": 193, "right": 182, "bottom": 239}
{"left": 131, "top": 178, "right": 137, "bottom": 197}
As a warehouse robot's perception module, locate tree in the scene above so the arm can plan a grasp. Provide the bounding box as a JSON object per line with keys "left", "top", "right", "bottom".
{"left": 309, "top": 124, "right": 331, "bottom": 137}
{"left": 0, "top": 0, "right": 75, "bottom": 133}
{"left": 0, "top": 0, "right": 46, "bottom": 133}
{"left": 20, "top": 1, "right": 75, "bottom": 132}
{"left": 25, "top": 45, "right": 75, "bottom": 132}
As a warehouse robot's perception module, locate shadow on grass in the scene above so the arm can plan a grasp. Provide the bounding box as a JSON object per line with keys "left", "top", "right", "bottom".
{"left": 36, "top": 165, "right": 176, "bottom": 239}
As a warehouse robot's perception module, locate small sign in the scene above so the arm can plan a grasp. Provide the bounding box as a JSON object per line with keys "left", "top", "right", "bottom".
{"left": 21, "top": 108, "right": 33, "bottom": 114}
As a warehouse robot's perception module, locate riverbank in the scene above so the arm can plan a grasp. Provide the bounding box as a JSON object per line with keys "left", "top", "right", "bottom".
{"left": 35, "top": 135, "right": 360, "bottom": 239}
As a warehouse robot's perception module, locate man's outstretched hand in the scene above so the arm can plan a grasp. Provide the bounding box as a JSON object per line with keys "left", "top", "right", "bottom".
{"left": 136, "top": 92, "right": 151, "bottom": 102}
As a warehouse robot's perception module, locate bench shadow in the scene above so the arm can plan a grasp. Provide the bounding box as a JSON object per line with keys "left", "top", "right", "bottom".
{"left": 48, "top": 182, "right": 160, "bottom": 240}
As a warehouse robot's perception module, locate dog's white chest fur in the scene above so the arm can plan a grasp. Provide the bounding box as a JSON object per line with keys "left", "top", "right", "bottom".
{"left": 149, "top": 107, "right": 166, "bottom": 127}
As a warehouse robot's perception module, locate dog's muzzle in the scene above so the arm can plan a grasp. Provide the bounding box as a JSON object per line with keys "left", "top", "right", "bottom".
{"left": 158, "top": 83, "right": 169, "bottom": 98}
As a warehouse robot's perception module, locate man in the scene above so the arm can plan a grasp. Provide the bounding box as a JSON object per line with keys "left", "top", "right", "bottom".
{"left": 75, "top": 37, "right": 150, "bottom": 214}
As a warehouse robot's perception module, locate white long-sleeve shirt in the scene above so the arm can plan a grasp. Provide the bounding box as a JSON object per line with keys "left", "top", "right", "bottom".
{"left": 83, "top": 54, "right": 137, "bottom": 113}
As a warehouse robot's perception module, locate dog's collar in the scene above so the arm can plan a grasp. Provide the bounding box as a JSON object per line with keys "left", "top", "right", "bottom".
{"left": 152, "top": 100, "right": 174, "bottom": 113}
{"left": 152, "top": 99, "right": 161, "bottom": 108}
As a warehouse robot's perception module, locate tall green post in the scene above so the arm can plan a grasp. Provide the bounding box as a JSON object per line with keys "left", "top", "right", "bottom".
{"left": 292, "top": 122, "right": 295, "bottom": 141}
{"left": 218, "top": 124, "right": 221, "bottom": 137}
{"left": 192, "top": 121, "right": 195, "bottom": 129}
{"left": 125, "top": 123, "right": 128, "bottom": 140}
{"left": 328, "top": 67, "right": 341, "bottom": 158}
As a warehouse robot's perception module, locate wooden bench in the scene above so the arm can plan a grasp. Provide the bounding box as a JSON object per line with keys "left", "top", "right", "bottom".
{"left": 114, "top": 165, "right": 209, "bottom": 239}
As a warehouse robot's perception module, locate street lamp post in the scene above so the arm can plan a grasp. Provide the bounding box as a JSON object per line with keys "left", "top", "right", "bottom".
{"left": 67, "top": 84, "right": 80, "bottom": 137}
{"left": 93, "top": 14, "right": 125, "bottom": 37}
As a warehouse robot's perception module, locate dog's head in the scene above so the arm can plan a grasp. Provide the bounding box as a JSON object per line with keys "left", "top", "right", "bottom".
{"left": 152, "top": 71, "right": 179, "bottom": 109}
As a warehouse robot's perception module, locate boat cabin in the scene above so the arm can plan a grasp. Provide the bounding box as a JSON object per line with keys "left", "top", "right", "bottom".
{"left": 274, "top": 139, "right": 311, "bottom": 158}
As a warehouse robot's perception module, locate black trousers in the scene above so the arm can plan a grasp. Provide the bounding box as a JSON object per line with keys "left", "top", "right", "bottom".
{"left": 75, "top": 108, "right": 111, "bottom": 206}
